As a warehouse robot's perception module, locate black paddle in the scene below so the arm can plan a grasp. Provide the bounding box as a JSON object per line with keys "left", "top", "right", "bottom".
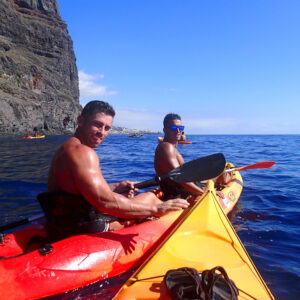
{"left": 116, "top": 153, "right": 226, "bottom": 193}
{"left": 0, "top": 153, "right": 225, "bottom": 232}
{"left": 0, "top": 214, "right": 44, "bottom": 232}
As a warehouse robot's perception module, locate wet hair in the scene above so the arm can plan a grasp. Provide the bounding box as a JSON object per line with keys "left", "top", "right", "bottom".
{"left": 81, "top": 100, "right": 115, "bottom": 118}
{"left": 163, "top": 113, "right": 181, "bottom": 128}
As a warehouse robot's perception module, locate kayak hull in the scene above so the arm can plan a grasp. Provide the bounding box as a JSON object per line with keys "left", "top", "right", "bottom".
{"left": 114, "top": 181, "right": 274, "bottom": 300}
{"left": 0, "top": 164, "right": 242, "bottom": 299}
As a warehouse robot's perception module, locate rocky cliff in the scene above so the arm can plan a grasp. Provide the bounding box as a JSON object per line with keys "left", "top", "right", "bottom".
{"left": 0, "top": 0, "right": 81, "bottom": 135}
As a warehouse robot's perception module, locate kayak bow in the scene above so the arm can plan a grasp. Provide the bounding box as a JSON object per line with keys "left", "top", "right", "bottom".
{"left": 114, "top": 179, "right": 274, "bottom": 299}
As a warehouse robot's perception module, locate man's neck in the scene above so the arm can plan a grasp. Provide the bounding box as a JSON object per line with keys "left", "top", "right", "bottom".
{"left": 163, "top": 137, "right": 178, "bottom": 148}
{"left": 73, "top": 129, "right": 85, "bottom": 145}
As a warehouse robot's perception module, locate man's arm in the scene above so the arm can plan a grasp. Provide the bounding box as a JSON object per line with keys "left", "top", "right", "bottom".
{"left": 67, "top": 145, "right": 189, "bottom": 218}
{"left": 109, "top": 181, "right": 137, "bottom": 192}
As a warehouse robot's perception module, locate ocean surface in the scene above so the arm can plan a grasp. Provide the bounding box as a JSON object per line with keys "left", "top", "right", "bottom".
{"left": 0, "top": 134, "right": 299, "bottom": 299}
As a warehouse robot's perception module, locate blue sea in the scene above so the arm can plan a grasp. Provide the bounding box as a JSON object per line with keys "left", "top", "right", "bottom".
{"left": 0, "top": 134, "right": 299, "bottom": 299}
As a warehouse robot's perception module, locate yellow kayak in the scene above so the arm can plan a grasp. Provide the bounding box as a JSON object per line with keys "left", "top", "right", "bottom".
{"left": 114, "top": 175, "right": 274, "bottom": 299}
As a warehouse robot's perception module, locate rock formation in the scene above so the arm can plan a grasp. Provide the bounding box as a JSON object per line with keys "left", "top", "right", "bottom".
{"left": 0, "top": 0, "right": 81, "bottom": 135}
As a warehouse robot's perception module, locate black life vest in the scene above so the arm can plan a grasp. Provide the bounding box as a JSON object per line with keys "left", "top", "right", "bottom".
{"left": 38, "top": 191, "right": 118, "bottom": 241}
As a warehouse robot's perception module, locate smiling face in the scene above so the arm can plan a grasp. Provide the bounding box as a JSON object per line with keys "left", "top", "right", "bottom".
{"left": 77, "top": 110, "right": 113, "bottom": 148}
{"left": 164, "top": 118, "right": 183, "bottom": 143}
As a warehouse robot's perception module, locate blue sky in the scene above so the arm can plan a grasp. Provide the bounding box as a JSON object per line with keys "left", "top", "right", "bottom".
{"left": 57, "top": 1, "right": 300, "bottom": 134}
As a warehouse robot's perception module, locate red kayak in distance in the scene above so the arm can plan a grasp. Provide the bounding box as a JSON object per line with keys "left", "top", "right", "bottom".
{"left": 23, "top": 135, "right": 45, "bottom": 139}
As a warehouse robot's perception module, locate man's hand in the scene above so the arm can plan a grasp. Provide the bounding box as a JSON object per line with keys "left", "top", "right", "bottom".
{"left": 113, "top": 180, "right": 139, "bottom": 198}
{"left": 154, "top": 198, "right": 190, "bottom": 216}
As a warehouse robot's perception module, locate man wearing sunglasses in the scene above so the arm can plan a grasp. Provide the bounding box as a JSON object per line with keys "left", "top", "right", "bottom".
{"left": 154, "top": 113, "right": 228, "bottom": 200}
{"left": 154, "top": 113, "right": 206, "bottom": 199}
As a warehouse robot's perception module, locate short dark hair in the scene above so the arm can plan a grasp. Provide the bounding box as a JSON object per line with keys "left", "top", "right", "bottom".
{"left": 81, "top": 100, "right": 115, "bottom": 118}
{"left": 163, "top": 113, "right": 181, "bottom": 128}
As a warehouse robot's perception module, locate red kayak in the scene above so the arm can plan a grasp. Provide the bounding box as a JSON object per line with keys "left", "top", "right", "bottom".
{"left": 0, "top": 168, "right": 242, "bottom": 299}
{"left": 0, "top": 215, "right": 182, "bottom": 298}
{"left": 0, "top": 211, "right": 178, "bottom": 299}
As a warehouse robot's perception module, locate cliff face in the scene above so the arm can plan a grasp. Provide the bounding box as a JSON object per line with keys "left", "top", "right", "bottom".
{"left": 0, "top": 0, "right": 81, "bottom": 135}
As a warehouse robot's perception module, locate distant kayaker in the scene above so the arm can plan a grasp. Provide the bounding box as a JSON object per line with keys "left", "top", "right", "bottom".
{"left": 180, "top": 131, "right": 186, "bottom": 141}
{"left": 42, "top": 101, "right": 189, "bottom": 240}
{"left": 154, "top": 113, "right": 230, "bottom": 200}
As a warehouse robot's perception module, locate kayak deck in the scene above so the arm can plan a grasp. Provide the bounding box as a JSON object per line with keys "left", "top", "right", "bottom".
{"left": 114, "top": 180, "right": 274, "bottom": 300}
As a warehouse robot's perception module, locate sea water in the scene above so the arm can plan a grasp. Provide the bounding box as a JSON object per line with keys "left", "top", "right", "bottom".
{"left": 0, "top": 134, "right": 299, "bottom": 299}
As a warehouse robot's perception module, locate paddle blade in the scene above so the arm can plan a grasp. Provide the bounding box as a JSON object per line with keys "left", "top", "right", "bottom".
{"left": 166, "top": 153, "right": 226, "bottom": 183}
{"left": 234, "top": 161, "right": 276, "bottom": 171}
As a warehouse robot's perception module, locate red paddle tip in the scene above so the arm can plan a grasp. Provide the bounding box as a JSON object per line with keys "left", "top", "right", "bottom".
{"left": 235, "top": 161, "right": 276, "bottom": 171}
{"left": 260, "top": 161, "right": 276, "bottom": 168}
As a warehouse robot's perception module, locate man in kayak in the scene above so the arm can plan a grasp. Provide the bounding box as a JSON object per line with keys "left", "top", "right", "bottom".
{"left": 154, "top": 113, "right": 230, "bottom": 200}
{"left": 180, "top": 131, "right": 186, "bottom": 141}
{"left": 43, "top": 101, "right": 189, "bottom": 240}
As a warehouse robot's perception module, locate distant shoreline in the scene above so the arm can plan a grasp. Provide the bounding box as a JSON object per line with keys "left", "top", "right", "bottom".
{"left": 0, "top": 131, "right": 162, "bottom": 137}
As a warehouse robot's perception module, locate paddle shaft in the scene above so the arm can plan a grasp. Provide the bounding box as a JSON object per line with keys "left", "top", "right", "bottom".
{"left": 0, "top": 214, "right": 44, "bottom": 232}
{"left": 226, "top": 161, "right": 276, "bottom": 172}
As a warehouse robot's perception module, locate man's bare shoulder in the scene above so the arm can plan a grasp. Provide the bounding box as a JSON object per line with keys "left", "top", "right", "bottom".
{"left": 156, "top": 141, "right": 177, "bottom": 154}
{"left": 63, "top": 137, "right": 98, "bottom": 163}
{"left": 155, "top": 141, "right": 178, "bottom": 165}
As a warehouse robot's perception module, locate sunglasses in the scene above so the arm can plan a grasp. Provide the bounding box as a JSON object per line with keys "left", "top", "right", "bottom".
{"left": 170, "top": 125, "right": 184, "bottom": 131}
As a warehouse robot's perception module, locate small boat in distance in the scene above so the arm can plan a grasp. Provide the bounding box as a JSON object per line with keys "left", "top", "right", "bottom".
{"left": 23, "top": 135, "right": 45, "bottom": 139}
{"left": 129, "top": 133, "right": 144, "bottom": 138}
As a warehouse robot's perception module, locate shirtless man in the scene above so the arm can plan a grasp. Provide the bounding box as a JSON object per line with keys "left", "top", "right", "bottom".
{"left": 154, "top": 113, "right": 205, "bottom": 199}
{"left": 45, "top": 101, "right": 189, "bottom": 238}
{"left": 154, "top": 113, "right": 227, "bottom": 200}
